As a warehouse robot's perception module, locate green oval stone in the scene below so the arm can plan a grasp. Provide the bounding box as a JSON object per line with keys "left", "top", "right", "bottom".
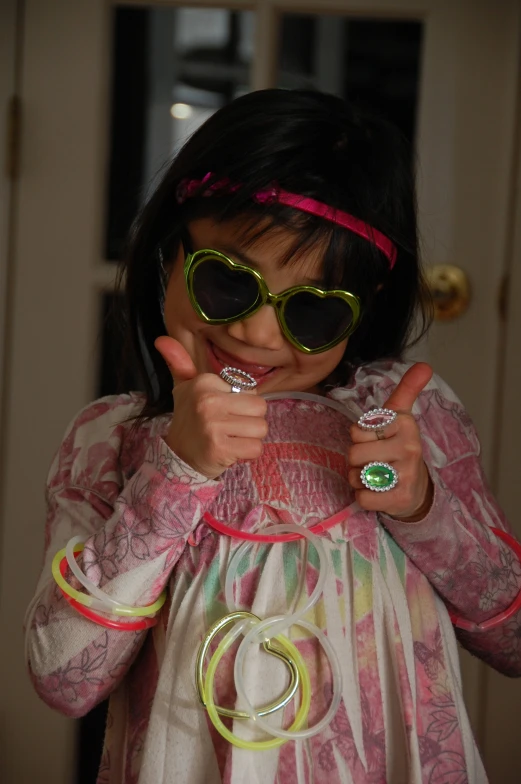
{"left": 363, "top": 465, "right": 394, "bottom": 488}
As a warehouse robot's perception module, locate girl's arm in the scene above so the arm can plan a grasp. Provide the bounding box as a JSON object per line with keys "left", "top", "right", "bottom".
{"left": 335, "top": 362, "right": 521, "bottom": 676}
{"left": 381, "top": 453, "right": 521, "bottom": 676}
{"left": 377, "top": 374, "right": 521, "bottom": 676}
{"left": 26, "top": 397, "right": 221, "bottom": 718}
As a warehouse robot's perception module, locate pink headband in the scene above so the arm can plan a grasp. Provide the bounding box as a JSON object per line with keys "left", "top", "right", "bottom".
{"left": 176, "top": 172, "right": 397, "bottom": 269}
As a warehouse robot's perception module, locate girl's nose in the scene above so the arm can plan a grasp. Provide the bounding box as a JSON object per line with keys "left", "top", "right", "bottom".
{"left": 226, "top": 305, "right": 286, "bottom": 351}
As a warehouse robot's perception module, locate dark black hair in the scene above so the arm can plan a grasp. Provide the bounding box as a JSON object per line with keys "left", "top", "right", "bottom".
{"left": 119, "top": 88, "right": 431, "bottom": 419}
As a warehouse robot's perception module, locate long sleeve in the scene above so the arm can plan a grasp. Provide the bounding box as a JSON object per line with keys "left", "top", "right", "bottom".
{"left": 25, "top": 395, "right": 222, "bottom": 717}
{"left": 382, "top": 458, "right": 521, "bottom": 676}
{"left": 331, "top": 361, "right": 521, "bottom": 677}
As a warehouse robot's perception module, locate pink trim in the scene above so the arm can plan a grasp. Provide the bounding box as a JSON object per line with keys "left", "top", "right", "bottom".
{"left": 201, "top": 508, "right": 351, "bottom": 543}
{"left": 176, "top": 174, "right": 397, "bottom": 269}
{"left": 449, "top": 528, "right": 521, "bottom": 633}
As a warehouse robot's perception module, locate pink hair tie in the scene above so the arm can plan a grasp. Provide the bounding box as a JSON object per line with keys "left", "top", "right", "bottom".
{"left": 176, "top": 172, "right": 397, "bottom": 269}
{"left": 253, "top": 186, "right": 280, "bottom": 205}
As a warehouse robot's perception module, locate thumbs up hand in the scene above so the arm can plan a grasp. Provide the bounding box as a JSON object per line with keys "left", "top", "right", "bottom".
{"left": 348, "top": 363, "right": 434, "bottom": 521}
{"left": 154, "top": 337, "right": 268, "bottom": 479}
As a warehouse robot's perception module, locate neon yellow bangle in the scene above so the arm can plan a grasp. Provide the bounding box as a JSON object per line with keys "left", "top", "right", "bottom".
{"left": 52, "top": 545, "right": 167, "bottom": 617}
{"left": 204, "top": 624, "right": 311, "bottom": 749}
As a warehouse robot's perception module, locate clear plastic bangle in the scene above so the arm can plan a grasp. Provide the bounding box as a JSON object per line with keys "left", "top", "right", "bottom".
{"left": 198, "top": 519, "right": 343, "bottom": 745}
{"left": 204, "top": 615, "right": 311, "bottom": 749}
{"left": 234, "top": 614, "right": 343, "bottom": 741}
{"left": 225, "top": 522, "right": 328, "bottom": 641}
{"left": 66, "top": 536, "right": 122, "bottom": 609}
{"left": 224, "top": 521, "right": 342, "bottom": 740}
{"left": 52, "top": 542, "right": 166, "bottom": 617}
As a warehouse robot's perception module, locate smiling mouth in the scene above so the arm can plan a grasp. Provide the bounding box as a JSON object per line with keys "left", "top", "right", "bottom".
{"left": 207, "top": 341, "right": 278, "bottom": 383}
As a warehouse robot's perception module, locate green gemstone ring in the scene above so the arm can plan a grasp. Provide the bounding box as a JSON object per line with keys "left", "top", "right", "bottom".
{"left": 360, "top": 461, "right": 398, "bottom": 492}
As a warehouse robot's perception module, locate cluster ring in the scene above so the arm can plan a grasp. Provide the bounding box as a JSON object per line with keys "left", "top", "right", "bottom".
{"left": 219, "top": 366, "right": 257, "bottom": 393}
{"left": 360, "top": 461, "right": 398, "bottom": 493}
{"left": 357, "top": 407, "right": 397, "bottom": 434}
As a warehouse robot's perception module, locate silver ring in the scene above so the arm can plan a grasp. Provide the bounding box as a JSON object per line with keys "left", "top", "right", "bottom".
{"left": 360, "top": 462, "right": 398, "bottom": 492}
{"left": 358, "top": 408, "right": 397, "bottom": 437}
{"left": 219, "top": 366, "right": 257, "bottom": 394}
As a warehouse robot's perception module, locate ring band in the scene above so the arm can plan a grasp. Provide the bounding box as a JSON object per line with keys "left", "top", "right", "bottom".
{"left": 358, "top": 408, "right": 397, "bottom": 438}
{"left": 360, "top": 462, "right": 398, "bottom": 492}
{"left": 219, "top": 366, "right": 257, "bottom": 393}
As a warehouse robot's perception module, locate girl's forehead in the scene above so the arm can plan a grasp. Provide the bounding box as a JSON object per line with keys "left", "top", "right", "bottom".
{"left": 188, "top": 215, "right": 328, "bottom": 284}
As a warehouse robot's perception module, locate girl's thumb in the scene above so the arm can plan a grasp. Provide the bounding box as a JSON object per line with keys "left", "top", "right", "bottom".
{"left": 154, "top": 336, "right": 198, "bottom": 385}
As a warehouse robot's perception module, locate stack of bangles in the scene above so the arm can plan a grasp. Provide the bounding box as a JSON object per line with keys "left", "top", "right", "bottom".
{"left": 196, "top": 514, "right": 521, "bottom": 748}
{"left": 51, "top": 535, "right": 166, "bottom": 631}
{"left": 195, "top": 519, "right": 343, "bottom": 749}
{"left": 51, "top": 509, "right": 521, "bottom": 746}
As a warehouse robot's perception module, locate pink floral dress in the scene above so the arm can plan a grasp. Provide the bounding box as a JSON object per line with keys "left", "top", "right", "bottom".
{"left": 25, "top": 361, "right": 521, "bottom": 784}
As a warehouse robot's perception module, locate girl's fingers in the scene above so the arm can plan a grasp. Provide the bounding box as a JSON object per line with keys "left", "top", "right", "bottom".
{"left": 223, "top": 416, "right": 269, "bottom": 440}
{"left": 351, "top": 363, "right": 432, "bottom": 444}
{"left": 348, "top": 440, "right": 400, "bottom": 468}
{"left": 190, "top": 388, "right": 267, "bottom": 421}
{"left": 228, "top": 437, "right": 264, "bottom": 462}
{"left": 347, "top": 468, "right": 364, "bottom": 489}
{"left": 222, "top": 393, "right": 267, "bottom": 417}
{"left": 384, "top": 362, "right": 433, "bottom": 412}
{"left": 155, "top": 336, "right": 198, "bottom": 385}
{"left": 350, "top": 412, "right": 417, "bottom": 444}
{"left": 349, "top": 462, "right": 431, "bottom": 518}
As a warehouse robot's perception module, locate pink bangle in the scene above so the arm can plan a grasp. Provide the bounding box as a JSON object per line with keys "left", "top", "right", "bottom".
{"left": 59, "top": 555, "right": 157, "bottom": 631}
{"left": 200, "top": 508, "right": 351, "bottom": 544}
{"left": 449, "top": 528, "right": 521, "bottom": 633}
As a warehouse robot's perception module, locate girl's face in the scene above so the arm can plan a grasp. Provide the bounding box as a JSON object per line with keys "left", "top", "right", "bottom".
{"left": 163, "top": 216, "right": 348, "bottom": 395}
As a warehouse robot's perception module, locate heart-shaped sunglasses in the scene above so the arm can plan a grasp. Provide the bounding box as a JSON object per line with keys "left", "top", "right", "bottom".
{"left": 183, "top": 235, "right": 362, "bottom": 354}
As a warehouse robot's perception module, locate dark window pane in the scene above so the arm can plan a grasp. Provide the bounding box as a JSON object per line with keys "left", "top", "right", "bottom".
{"left": 105, "top": 8, "right": 149, "bottom": 261}
{"left": 278, "top": 14, "right": 423, "bottom": 144}
{"left": 105, "top": 6, "right": 255, "bottom": 261}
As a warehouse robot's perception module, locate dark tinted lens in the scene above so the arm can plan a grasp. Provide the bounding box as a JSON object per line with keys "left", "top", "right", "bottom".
{"left": 283, "top": 291, "right": 354, "bottom": 350}
{"left": 191, "top": 257, "right": 260, "bottom": 320}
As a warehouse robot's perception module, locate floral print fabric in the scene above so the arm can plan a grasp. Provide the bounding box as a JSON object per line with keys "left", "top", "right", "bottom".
{"left": 25, "top": 361, "right": 521, "bottom": 783}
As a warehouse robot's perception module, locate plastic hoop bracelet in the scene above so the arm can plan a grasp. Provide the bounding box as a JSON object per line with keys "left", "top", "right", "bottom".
{"left": 66, "top": 536, "right": 123, "bottom": 609}
{"left": 234, "top": 614, "right": 342, "bottom": 741}
{"left": 52, "top": 545, "right": 166, "bottom": 617}
{"left": 204, "top": 617, "right": 311, "bottom": 749}
{"left": 223, "top": 523, "right": 342, "bottom": 741}
{"left": 224, "top": 523, "right": 329, "bottom": 642}
{"left": 203, "top": 508, "right": 350, "bottom": 543}
{"left": 450, "top": 527, "right": 521, "bottom": 633}
{"left": 59, "top": 587, "right": 157, "bottom": 631}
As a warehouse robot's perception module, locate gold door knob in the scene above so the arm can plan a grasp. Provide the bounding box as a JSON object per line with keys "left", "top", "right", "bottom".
{"left": 424, "top": 264, "right": 471, "bottom": 321}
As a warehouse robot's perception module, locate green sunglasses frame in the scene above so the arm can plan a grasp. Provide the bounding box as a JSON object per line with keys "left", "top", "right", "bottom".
{"left": 184, "top": 247, "right": 362, "bottom": 354}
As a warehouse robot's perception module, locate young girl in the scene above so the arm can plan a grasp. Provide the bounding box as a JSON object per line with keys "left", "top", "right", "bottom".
{"left": 26, "top": 89, "right": 521, "bottom": 784}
